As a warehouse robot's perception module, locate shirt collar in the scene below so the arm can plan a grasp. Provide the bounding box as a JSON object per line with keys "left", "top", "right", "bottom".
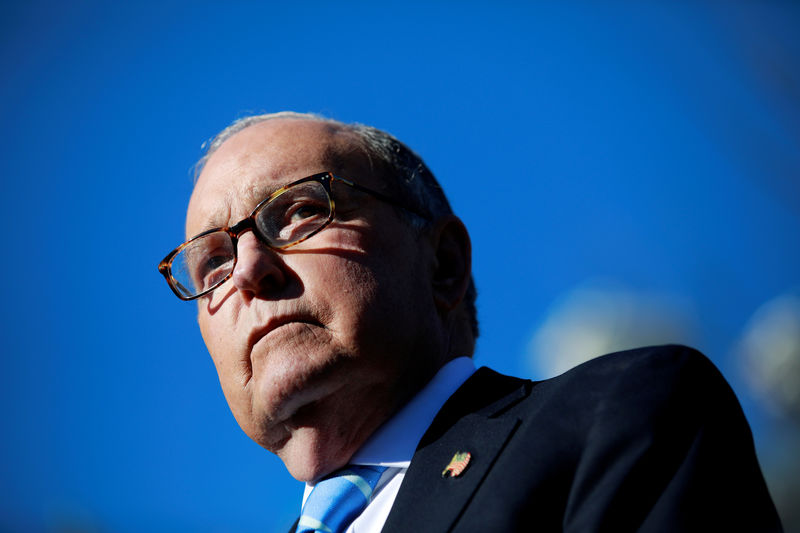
{"left": 349, "top": 356, "right": 476, "bottom": 467}
{"left": 301, "top": 357, "right": 476, "bottom": 503}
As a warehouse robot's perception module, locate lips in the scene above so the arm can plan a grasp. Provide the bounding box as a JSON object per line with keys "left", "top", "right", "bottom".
{"left": 246, "top": 315, "right": 322, "bottom": 351}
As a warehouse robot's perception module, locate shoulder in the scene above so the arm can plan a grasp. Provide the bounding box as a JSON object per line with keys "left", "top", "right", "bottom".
{"left": 481, "top": 344, "right": 752, "bottom": 477}
{"left": 500, "top": 344, "right": 758, "bottom": 503}
{"left": 545, "top": 343, "right": 720, "bottom": 388}
{"left": 437, "top": 347, "right": 780, "bottom": 531}
{"left": 525, "top": 344, "right": 735, "bottom": 419}
{"left": 465, "top": 345, "right": 732, "bottom": 428}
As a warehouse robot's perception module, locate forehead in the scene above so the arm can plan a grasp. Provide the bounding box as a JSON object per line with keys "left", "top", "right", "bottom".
{"left": 186, "top": 119, "right": 367, "bottom": 236}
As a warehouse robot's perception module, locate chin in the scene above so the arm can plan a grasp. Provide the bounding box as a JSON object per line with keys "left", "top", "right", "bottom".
{"left": 277, "top": 427, "right": 353, "bottom": 482}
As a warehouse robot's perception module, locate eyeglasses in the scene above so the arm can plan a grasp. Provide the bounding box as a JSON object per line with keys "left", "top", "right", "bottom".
{"left": 158, "top": 171, "right": 423, "bottom": 300}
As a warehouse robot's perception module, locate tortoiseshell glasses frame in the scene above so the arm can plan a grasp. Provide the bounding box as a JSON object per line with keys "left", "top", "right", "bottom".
{"left": 158, "top": 171, "right": 425, "bottom": 301}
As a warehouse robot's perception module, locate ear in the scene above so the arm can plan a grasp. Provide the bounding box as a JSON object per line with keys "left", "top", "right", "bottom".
{"left": 429, "top": 215, "right": 472, "bottom": 312}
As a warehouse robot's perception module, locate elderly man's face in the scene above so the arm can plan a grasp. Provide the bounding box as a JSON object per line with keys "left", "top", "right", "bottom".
{"left": 186, "top": 119, "right": 444, "bottom": 481}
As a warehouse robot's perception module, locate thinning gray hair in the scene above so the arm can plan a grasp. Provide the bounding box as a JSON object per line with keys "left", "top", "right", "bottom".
{"left": 195, "top": 111, "right": 478, "bottom": 339}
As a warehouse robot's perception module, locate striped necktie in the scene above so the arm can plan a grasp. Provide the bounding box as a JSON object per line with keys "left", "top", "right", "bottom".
{"left": 296, "top": 465, "right": 388, "bottom": 533}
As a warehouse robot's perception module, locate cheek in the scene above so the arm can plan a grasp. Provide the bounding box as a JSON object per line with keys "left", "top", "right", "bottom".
{"left": 197, "top": 309, "right": 226, "bottom": 367}
{"left": 293, "top": 246, "right": 380, "bottom": 315}
{"left": 197, "top": 307, "right": 251, "bottom": 401}
{"left": 321, "top": 262, "right": 381, "bottom": 329}
{"left": 198, "top": 307, "right": 267, "bottom": 439}
{"left": 316, "top": 254, "right": 428, "bottom": 356}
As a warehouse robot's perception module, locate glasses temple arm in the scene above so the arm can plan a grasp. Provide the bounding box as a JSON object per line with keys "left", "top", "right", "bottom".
{"left": 332, "top": 175, "right": 430, "bottom": 220}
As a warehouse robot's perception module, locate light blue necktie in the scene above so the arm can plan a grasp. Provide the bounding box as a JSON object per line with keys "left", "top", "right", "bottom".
{"left": 296, "top": 465, "right": 388, "bottom": 533}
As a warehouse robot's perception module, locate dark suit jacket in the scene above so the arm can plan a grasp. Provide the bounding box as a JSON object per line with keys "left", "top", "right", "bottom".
{"left": 380, "top": 345, "right": 781, "bottom": 532}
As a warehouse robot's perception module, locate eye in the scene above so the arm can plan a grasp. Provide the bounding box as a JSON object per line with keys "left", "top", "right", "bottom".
{"left": 192, "top": 251, "right": 232, "bottom": 288}
{"left": 170, "top": 231, "right": 235, "bottom": 297}
{"left": 288, "top": 201, "right": 328, "bottom": 223}
{"left": 180, "top": 235, "right": 235, "bottom": 291}
{"left": 202, "top": 254, "right": 231, "bottom": 277}
{"left": 254, "top": 180, "right": 332, "bottom": 246}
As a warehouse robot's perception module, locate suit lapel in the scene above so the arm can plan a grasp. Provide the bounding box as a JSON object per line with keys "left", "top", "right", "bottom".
{"left": 381, "top": 368, "right": 531, "bottom": 532}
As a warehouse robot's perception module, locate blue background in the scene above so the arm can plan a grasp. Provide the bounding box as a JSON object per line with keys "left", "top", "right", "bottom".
{"left": 2, "top": 1, "right": 799, "bottom": 531}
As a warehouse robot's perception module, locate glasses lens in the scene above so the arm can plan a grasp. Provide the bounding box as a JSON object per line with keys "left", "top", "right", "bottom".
{"left": 255, "top": 180, "right": 332, "bottom": 247}
{"left": 169, "top": 232, "right": 235, "bottom": 298}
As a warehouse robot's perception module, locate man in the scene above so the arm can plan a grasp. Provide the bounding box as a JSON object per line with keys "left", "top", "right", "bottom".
{"left": 159, "top": 112, "right": 781, "bottom": 531}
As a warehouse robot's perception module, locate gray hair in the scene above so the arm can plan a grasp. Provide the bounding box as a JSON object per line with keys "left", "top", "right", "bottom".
{"left": 195, "top": 111, "right": 478, "bottom": 339}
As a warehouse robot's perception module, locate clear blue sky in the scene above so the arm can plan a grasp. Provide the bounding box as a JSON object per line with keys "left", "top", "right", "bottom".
{"left": 2, "top": 2, "right": 799, "bottom": 531}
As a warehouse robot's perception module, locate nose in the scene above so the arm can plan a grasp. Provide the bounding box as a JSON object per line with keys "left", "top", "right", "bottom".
{"left": 231, "top": 231, "right": 287, "bottom": 297}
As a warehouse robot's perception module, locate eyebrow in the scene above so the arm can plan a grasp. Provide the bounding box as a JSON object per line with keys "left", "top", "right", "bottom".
{"left": 195, "top": 176, "right": 298, "bottom": 235}
{"left": 193, "top": 199, "right": 234, "bottom": 236}
{"left": 246, "top": 171, "right": 316, "bottom": 205}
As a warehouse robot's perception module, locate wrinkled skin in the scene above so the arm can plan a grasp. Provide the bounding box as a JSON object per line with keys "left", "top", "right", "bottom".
{"left": 186, "top": 119, "right": 451, "bottom": 481}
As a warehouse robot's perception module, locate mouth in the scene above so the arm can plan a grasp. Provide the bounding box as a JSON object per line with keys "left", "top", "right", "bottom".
{"left": 247, "top": 315, "right": 323, "bottom": 352}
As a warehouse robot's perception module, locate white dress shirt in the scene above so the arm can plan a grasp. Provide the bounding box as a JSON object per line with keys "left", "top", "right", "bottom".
{"left": 300, "top": 356, "right": 476, "bottom": 532}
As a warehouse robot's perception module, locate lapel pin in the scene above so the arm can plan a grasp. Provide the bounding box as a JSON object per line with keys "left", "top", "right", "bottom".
{"left": 442, "top": 451, "right": 472, "bottom": 478}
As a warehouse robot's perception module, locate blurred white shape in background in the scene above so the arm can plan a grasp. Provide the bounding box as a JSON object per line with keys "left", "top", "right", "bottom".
{"left": 736, "top": 291, "right": 800, "bottom": 421}
{"left": 527, "top": 281, "right": 696, "bottom": 378}
{"left": 735, "top": 291, "right": 800, "bottom": 532}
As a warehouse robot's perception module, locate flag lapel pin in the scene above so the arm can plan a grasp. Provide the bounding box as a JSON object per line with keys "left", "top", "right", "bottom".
{"left": 442, "top": 451, "right": 472, "bottom": 478}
